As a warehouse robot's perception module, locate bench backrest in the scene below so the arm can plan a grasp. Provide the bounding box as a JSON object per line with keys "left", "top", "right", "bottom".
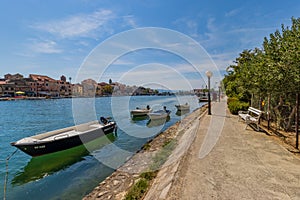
{"left": 248, "top": 107, "right": 262, "bottom": 116}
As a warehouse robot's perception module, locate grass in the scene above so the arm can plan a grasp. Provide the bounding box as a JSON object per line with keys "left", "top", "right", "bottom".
{"left": 150, "top": 139, "right": 177, "bottom": 171}
{"left": 124, "top": 178, "right": 148, "bottom": 200}
{"left": 124, "top": 139, "right": 177, "bottom": 200}
{"left": 124, "top": 171, "right": 157, "bottom": 200}
{"left": 142, "top": 142, "right": 151, "bottom": 151}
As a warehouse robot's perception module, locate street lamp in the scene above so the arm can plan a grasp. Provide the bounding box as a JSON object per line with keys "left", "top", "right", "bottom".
{"left": 218, "top": 85, "right": 221, "bottom": 102}
{"left": 206, "top": 71, "right": 213, "bottom": 115}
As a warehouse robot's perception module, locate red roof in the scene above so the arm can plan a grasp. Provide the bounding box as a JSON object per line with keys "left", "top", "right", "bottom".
{"left": 29, "top": 74, "right": 56, "bottom": 82}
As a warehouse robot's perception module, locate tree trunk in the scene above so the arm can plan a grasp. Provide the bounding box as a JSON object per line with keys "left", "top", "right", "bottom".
{"left": 296, "top": 93, "right": 299, "bottom": 149}
{"left": 267, "top": 94, "right": 271, "bottom": 130}
{"left": 274, "top": 96, "right": 284, "bottom": 129}
{"left": 285, "top": 105, "right": 296, "bottom": 131}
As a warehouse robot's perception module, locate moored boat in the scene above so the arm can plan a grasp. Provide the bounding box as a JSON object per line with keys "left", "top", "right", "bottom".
{"left": 199, "top": 97, "right": 209, "bottom": 102}
{"left": 148, "top": 106, "right": 171, "bottom": 120}
{"left": 0, "top": 97, "right": 12, "bottom": 101}
{"left": 175, "top": 103, "right": 190, "bottom": 111}
{"left": 130, "top": 105, "right": 152, "bottom": 117}
{"left": 11, "top": 117, "right": 116, "bottom": 157}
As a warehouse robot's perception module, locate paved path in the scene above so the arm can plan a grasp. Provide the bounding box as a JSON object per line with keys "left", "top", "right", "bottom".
{"left": 149, "top": 99, "right": 300, "bottom": 199}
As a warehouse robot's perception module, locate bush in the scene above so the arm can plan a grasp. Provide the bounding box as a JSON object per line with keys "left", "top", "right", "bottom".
{"left": 125, "top": 178, "right": 148, "bottom": 200}
{"left": 227, "top": 98, "right": 249, "bottom": 114}
{"left": 227, "top": 97, "right": 239, "bottom": 105}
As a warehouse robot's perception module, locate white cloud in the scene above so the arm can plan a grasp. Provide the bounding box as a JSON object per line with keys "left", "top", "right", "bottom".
{"left": 225, "top": 8, "right": 241, "bottom": 17}
{"left": 32, "top": 9, "right": 115, "bottom": 38}
{"left": 29, "top": 39, "right": 62, "bottom": 54}
{"left": 122, "top": 15, "right": 138, "bottom": 28}
{"left": 173, "top": 17, "right": 199, "bottom": 38}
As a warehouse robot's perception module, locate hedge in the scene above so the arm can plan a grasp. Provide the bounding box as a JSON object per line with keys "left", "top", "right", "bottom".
{"left": 227, "top": 97, "right": 249, "bottom": 114}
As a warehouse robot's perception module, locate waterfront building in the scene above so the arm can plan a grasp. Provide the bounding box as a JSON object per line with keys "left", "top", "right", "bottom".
{"left": 57, "top": 76, "right": 72, "bottom": 97}
{"left": 29, "top": 74, "right": 58, "bottom": 97}
{"left": 72, "top": 84, "right": 84, "bottom": 97}
{"left": 81, "top": 79, "right": 97, "bottom": 97}
{"left": 0, "top": 78, "right": 15, "bottom": 97}
{"left": 4, "top": 73, "right": 24, "bottom": 80}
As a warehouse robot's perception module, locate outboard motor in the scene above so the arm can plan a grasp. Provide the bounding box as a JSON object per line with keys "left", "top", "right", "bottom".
{"left": 146, "top": 105, "right": 150, "bottom": 110}
{"left": 100, "top": 117, "right": 108, "bottom": 125}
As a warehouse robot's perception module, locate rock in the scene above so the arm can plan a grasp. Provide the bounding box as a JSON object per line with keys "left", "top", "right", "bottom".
{"left": 97, "top": 191, "right": 108, "bottom": 198}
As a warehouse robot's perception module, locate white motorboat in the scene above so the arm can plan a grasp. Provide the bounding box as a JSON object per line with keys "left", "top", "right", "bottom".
{"left": 11, "top": 117, "right": 116, "bottom": 157}
{"left": 130, "top": 105, "right": 152, "bottom": 117}
{"left": 175, "top": 103, "right": 190, "bottom": 111}
{"left": 148, "top": 106, "right": 171, "bottom": 120}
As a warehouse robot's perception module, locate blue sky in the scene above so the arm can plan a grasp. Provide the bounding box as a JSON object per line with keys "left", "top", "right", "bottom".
{"left": 0, "top": 0, "right": 299, "bottom": 90}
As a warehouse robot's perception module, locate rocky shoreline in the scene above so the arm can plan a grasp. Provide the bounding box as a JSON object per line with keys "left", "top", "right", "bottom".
{"left": 83, "top": 105, "right": 207, "bottom": 200}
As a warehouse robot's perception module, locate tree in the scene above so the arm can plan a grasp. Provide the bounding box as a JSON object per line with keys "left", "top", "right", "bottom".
{"left": 223, "top": 17, "right": 300, "bottom": 131}
{"left": 103, "top": 84, "right": 113, "bottom": 95}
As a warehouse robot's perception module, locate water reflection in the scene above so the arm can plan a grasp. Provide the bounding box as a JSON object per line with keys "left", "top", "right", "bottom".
{"left": 146, "top": 116, "right": 170, "bottom": 128}
{"left": 12, "top": 133, "right": 116, "bottom": 185}
{"left": 131, "top": 115, "right": 149, "bottom": 122}
{"left": 175, "top": 109, "right": 190, "bottom": 116}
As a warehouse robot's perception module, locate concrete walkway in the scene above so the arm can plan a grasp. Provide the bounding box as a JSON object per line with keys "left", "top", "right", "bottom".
{"left": 148, "top": 99, "right": 300, "bottom": 199}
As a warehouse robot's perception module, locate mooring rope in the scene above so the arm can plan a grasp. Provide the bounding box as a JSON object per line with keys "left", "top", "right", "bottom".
{"left": 2, "top": 149, "right": 18, "bottom": 200}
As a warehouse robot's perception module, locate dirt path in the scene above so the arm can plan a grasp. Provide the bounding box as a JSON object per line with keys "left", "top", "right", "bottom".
{"left": 164, "top": 99, "right": 300, "bottom": 199}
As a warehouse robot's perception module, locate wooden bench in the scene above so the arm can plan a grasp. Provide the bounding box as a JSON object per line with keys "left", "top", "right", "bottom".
{"left": 238, "top": 107, "right": 263, "bottom": 131}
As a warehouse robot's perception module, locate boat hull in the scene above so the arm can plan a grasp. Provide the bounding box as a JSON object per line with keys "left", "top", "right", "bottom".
{"left": 148, "top": 110, "right": 171, "bottom": 120}
{"left": 11, "top": 122, "right": 116, "bottom": 157}
{"left": 130, "top": 109, "right": 152, "bottom": 117}
{"left": 199, "top": 98, "right": 208, "bottom": 102}
{"left": 175, "top": 105, "right": 190, "bottom": 111}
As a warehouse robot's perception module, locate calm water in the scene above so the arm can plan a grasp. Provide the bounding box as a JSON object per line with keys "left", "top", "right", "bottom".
{"left": 0, "top": 96, "right": 204, "bottom": 200}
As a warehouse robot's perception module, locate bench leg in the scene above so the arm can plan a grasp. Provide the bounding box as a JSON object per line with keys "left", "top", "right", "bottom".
{"left": 255, "top": 124, "right": 260, "bottom": 131}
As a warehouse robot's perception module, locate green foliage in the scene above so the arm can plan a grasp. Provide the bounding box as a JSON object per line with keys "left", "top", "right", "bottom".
{"left": 142, "top": 143, "right": 151, "bottom": 150}
{"left": 227, "top": 98, "right": 249, "bottom": 115}
{"left": 125, "top": 178, "right": 149, "bottom": 200}
{"left": 223, "top": 17, "right": 300, "bottom": 105}
{"left": 140, "top": 171, "right": 157, "bottom": 181}
{"left": 102, "top": 84, "right": 113, "bottom": 94}
{"left": 150, "top": 139, "right": 176, "bottom": 171}
{"left": 125, "top": 139, "right": 175, "bottom": 200}
{"left": 124, "top": 171, "right": 157, "bottom": 200}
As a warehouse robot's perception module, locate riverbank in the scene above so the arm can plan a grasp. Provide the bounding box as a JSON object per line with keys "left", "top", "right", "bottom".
{"left": 83, "top": 105, "right": 208, "bottom": 199}
{"left": 84, "top": 98, "right": 300, "bottom": 199}
{"left": 162, "top": 99, "right": 300, "bottom": 199}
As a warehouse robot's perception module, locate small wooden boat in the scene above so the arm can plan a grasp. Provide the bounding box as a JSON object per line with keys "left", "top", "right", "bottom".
{"left": 148, "top": 106, "right": 171, "bottom": 120}
{"left": 11, "top": 117, "right": 116, "bottom": 157}
{"left": 130, "top": 105, "right": 152, "bottom": 117}
{"left": 175, "top": 103, "right": 190, "bottom": 111}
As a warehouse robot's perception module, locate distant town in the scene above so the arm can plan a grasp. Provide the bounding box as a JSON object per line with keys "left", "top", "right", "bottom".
{"left": 0, "top": 73, "right": 200, "bottom": 99}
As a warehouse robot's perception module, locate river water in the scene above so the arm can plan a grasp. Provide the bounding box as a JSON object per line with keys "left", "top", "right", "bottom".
{"left": 0, "top": 95, "right": 204, "bottom": 199}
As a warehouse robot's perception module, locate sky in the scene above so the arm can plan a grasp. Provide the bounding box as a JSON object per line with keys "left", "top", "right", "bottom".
{"left": 0, "top": 0, "right": 299, "bottom": 90}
